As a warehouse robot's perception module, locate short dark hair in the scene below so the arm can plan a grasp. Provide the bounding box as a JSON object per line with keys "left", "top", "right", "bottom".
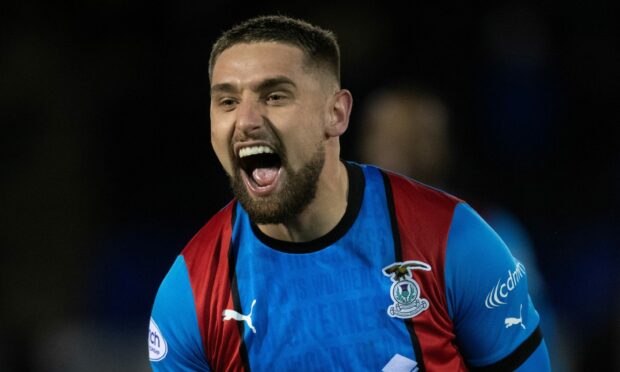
{"left": 209, "top": 15, "right": 341, "bottom": 84}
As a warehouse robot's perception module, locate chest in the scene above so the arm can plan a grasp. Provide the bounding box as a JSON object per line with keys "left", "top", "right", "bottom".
{"left": 227, "top": 229, "right": 435, "bottom": 371}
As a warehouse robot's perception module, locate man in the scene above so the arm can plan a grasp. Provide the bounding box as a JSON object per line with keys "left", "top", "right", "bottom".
{"left": 148, "top": 15, "right": 551, "bottom": 371}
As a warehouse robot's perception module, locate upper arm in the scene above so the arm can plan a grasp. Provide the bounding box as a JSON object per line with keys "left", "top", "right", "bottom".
{"left": 149, "top": 255, "right": 211, "bottom": 371}
{"left": 444, "top": 203, "right": 550, "bottom": 370}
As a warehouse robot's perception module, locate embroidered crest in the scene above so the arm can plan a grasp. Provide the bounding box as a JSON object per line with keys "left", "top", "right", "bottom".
{"left": 383, "top": 261, "right": 431, "bottom": 319}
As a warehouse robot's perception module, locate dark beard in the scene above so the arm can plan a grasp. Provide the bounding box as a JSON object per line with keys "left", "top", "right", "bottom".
{"left": 230, "top": 143, "right": 325, "bottom": 224}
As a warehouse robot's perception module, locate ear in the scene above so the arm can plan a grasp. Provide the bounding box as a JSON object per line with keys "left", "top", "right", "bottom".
{"left": 325, "top": 89, "right": 353, "bottom": 138}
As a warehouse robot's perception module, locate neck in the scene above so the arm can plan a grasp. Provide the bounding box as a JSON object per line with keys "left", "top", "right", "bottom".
{"left": 256, "top": 152, "right": 348, "bottom": 242}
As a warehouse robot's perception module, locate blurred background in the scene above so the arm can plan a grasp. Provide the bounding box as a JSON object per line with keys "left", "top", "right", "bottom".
{"left": 1, "top": 1, "right": 618, "bottom": 371}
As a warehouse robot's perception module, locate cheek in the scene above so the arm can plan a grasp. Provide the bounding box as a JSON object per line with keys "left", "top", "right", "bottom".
{"left": 284, "top": 122, "right": 324, "bottom": 165}
{"left": 210, "top": 118, "right": 234, "bottom": 175}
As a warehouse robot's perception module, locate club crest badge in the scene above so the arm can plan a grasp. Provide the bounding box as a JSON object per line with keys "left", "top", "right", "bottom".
{"left": 383, "top": 260, "right": 431, "bottom": 319}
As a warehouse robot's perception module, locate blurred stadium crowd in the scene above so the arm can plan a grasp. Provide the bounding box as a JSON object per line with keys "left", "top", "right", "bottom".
{"left": 1, "top": 2, "right": 618, "bottom": 371}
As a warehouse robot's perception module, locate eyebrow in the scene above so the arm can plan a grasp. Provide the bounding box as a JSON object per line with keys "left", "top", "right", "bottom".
{"left": 211, "top": 76, "right": 297, "bottom": 95}
{"left": 255, "top": 76, "right": 297, "bottom": 92}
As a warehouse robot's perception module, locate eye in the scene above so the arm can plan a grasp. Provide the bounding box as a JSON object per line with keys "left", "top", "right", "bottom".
{"left": 218, "top": 97, "right": 238, "bottom": 110}
{"left": 266, "top": 92, "right": 288, "bottom": 105}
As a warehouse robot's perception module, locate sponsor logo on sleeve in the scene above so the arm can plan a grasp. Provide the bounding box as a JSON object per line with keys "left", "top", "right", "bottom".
{"left": 149, "top": 318, "right": 168, "bottom": 362}
{"left": 505, "top": 304, "right": 526, "bottom": 330}
{"left": 485, "top": 261, "right": 526, "bottom": 309}
{"left": 383, "top": 261, "right": 431, "bottom": 319}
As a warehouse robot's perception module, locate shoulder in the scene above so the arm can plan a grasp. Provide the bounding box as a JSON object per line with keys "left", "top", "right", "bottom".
{"left": 149, "top": 200, "right": 240, "bottom": 370}
{"left": 181, "top": 200, "right": 237, "bottom": 265}
{"left": 150, "top": 255, "right": 211, "bottom": 370}
{"left": 381, "top": 168, "right": 462, "bottom": 210}
{"left": 444, "top": 203, "right": 544, "bottom": 368}
{"left": 378, "top": 168, "right": 463, "bottom": 243}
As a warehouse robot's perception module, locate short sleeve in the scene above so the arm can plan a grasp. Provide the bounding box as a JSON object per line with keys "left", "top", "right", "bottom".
{"left": 148, "top": 255, "right": 211, "bottom": 371}
{"left": 444, "top": 203, "right": 543, "bottom": 368}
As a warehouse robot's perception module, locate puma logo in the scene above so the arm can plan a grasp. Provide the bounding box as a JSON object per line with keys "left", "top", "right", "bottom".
{"left": 504, "top": 304, "right": 526, "bottom": 330}
{"left": 222, "top": 299, "right": 256, "bottom": 334}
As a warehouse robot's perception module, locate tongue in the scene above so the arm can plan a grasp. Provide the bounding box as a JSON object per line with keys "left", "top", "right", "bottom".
{"left": 252, "top": 167, "right": 278, "bottom": 187}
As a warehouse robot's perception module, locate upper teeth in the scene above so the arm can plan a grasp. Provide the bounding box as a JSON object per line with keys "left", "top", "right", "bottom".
{"left": 238, "top": 146, "right": 274, "bottom": 158}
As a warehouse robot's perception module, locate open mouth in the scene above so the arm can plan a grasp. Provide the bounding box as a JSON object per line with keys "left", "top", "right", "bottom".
{"left": 237, "top": 145, "right": 283, "bottom": 194}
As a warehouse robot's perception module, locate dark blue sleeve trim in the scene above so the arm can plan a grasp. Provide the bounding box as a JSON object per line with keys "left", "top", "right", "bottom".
{"left": 469, "top": 326, "right": 543, "bottom": 371}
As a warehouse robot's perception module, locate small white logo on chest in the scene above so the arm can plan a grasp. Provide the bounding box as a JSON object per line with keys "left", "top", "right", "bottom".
{"left": 223, "top": 299, "right": 257, "bottom": 333}
{"left": 382, "top": 353, "right": 419, "bottom": 372}
{"left": 505, "top": 304, "right": 526, "bottom": 330}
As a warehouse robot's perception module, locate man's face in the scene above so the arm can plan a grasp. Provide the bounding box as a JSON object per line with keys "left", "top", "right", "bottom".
{"left": 210, "top": 42, "right": 332, "bottom": 224}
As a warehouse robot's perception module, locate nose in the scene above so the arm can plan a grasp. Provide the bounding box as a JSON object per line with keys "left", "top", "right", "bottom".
{"left": 235, "top": 99, "right": 264, "bottom": 135}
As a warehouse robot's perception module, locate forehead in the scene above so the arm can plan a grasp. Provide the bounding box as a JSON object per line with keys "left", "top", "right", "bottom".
{"left": 211, "top": 42, "right": 310, "bottom": 87}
